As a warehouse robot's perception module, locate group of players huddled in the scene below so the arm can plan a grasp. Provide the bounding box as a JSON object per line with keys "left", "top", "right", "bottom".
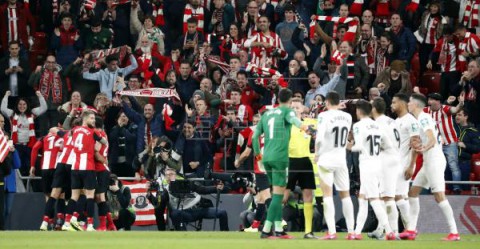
{"left": 251, "top": 88, "right": 459, "bottom": 241}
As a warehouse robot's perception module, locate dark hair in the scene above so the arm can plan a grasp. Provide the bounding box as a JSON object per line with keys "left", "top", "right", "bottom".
{"left": 393, "top": 93, "right": 409, "bottom": 103}
{"left": 229, "top": 23, "right": 243, "bottom": 38}
{"left": 187, "top": 17, "right": 198, "bottom": 25}
{"left": 443, "top": 25, "right": 454, "bottom": 36}
{"left": 8, "top": 40, "right": 20, "bottom": 47}
{"left": 236, "top": 70, "right": 247, "bottom": 78}
{"left": 371, "top": 97, "right": 386, "bottom": 115}
{"left": 391, "top": 12, "right": 403, "bottom": 21}
{"left": 209, "top": 67, "right": 224, "bottom": 82}
{"left": 356, "top": 100, "right": 372, "bottom": 116}
{"left": 230, "top": 86, "right": 242, "bottom": 95}
{"left": 90, "top": 17, "right": 102, "bottom": 27}
{"left": 458, "top": 107, "right": 469, "bottom": 117}
{"left": 258, "top": 15, "right": 270, "bottom": 22}
{"left": 411, "top": 93, "right": 427, "bottom": 107}
{"left": 143, "top": 15, "right": 155, "bottom": 24}
{"left": 106, "top": 54, "right": 119, "bottom": 64}
{"left": 180, "top": 60, "right": 191, "bottom": 66}
{"left": 380, "top": 32, "right": 392, "bottom": 41}
{"left": 278, "top": 88, "right": 293, "bottom": 103}
{"left": 61, "top": 12, "right": 74, "bottom": 21}
{"left": 337, "top": 24, "right": 348, "bottom": 31}
{"left": 95, "top": 116, "right": 104, "bottom": 129}
{"left": 455, "top": 23, "right": 467, "bottom": 31}
{"left": 326, "top": 91, "right": 340, "bottom": 106}
{"left": 284, "top": 4, "right": 296, "bottom": 12}
{"left": 307, "top": 70, "right": 321, "bottom": 78}
{"left": 82, "top": 109, "right": 95, "bottom": 119}
{"left": 293, "top": 90, "right": 304, "bottom": 99}
{"left": 14, "top": 98, "right": 31, "bottom": 115}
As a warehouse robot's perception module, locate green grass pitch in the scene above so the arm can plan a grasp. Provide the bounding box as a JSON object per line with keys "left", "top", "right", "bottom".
{"left": 0, "top": 232, "right": 479, "bottom": 249}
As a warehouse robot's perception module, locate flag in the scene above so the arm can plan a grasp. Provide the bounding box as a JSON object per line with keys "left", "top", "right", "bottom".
{"left": 121, "top": 179, "right": 157, "bottom": 226}
{"left": 0, "top": 131, "right": 11, "bottom": 163}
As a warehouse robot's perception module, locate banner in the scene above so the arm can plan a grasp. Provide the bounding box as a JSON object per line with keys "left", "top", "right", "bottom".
{"left": 118, "top": 88, "right": 181, "bottom": 101}
{"left": 82, "top": 46, "right": 129, "bottom": 73}
{"left": 121, "top": 180, "right": 157, "bottom": 226}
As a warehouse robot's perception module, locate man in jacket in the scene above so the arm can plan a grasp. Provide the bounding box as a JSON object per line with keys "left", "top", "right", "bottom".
{"left": 456, "top": 108, "right": 480, "bottom": 187}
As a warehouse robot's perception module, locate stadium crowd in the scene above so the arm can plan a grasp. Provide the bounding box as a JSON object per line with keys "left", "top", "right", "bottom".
{"left": 0, "top": 0, "right": 479, "bottom": 239}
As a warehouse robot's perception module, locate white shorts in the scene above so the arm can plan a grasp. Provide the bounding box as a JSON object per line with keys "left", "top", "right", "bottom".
{"left": 412, "top": 158, "right": 446, "bottom": 193}
{"left": 317, "top": 164, "right": 350, "bottom": 192}
{"left": 358, "top": 161, "right": 381, "bottom": 199}
{"left": 380, "top": 156, "right": 401, "bottom": 198}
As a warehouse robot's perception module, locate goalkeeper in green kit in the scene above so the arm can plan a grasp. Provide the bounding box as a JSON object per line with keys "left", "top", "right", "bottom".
{"left": 252, "top": 88, "right": 310, "bottom": 239}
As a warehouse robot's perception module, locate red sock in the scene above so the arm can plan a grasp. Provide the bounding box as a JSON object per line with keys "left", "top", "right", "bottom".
{"left": 43, "top": 216, "right": 50, "bottom": 223}
{"left": 87, "top": 217, "right": 94, "bottom": 225}
{"left": 73, "top": 212, "right": 79, "bottom": 218}
{"left": 106, "top": 212, "right": 114, "bottom": 226}
{"left": 251, "top": 220, "right": 260, "bottom": 229}
{"left": 65, "top": 214, "right": 72, "bottom": 223}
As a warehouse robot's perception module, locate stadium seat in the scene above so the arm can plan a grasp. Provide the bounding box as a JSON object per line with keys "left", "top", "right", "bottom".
{"left": 29, "top": 32, "right": 48, "bottom": 70}
{"left": 420, "top": 70, "right": 441, "bottom": 94}
{"left": 410, "top": 52, "right": 420, "bottom": 86}
{"left": 471, "top": 153, "right": 480, "bottom": 181}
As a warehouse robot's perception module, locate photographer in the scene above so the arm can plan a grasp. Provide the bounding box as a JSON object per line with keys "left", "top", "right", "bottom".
{"left": 145, "top": 136, "right": 181, "bottom": 231}
{"left": 106, "top": 174, "right": 136, "bottom": 231}
{"left": 163, "top": 168, "right": 230, "bottom": 231}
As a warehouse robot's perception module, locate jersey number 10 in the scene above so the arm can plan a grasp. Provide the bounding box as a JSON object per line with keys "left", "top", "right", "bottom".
{"left": 332, "top": 126, "right": 348, "bottom": 147}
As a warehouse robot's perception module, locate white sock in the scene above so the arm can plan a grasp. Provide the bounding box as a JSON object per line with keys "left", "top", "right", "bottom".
{"left": 323, "top": 196, "right": 336, "bottom": 234}
{"left": 408, "top": 197, "right": 420, "bottom": 231}
{"left": 396, "top": 199, "right": 410, "bottom": 229}
{"left": 342, "top": 197, "right": 355, "bottom": 233}
{"left": 438, "top": 200, "right": 458, "bottom": 234}
{"left": 385, "top": 200, "right": 399, "bottom": 233}
{"left": 371, "top": 200, "right": 392, "bottom": 233}
{"left": 354, "top": 198, "right": 368, "bottom": 234}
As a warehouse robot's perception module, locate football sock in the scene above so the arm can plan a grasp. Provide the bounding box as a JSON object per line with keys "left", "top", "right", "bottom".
{"left": 408, "top": 197, "right": 420, "bottom": 231}
{"left": 263, "top": 194, "right": 282, "bottom": 233}
{"left": 44, "top": 197, "right": 56, "bottom": 219}
{"left": 254, "top": 203, "right": 266, "bottom": 223}
{"left": 56, "top": 199, "right": 66, "bottom": 217}
{"left": 86, "top": 198, "right": 95, "bottom": 219}
{"left": 396, "top": 199, "right": 410, "bottom": 229}
{"left": 385, "top": 200, "right": 399, "bottom": 233}
{"left": 438, "top": 200, "right": 458, "bottom": 234}
{"left": 354, "top": 198, "right": 368, "bottom": 234}
{"left": 66, "top": 200, "right": 77, "bottom": 216}
{"left": 98, "top": 202, "right": 108, "bottom": 216}
{"left": 106, "top": 212, "right": 114, "bottom": 226}
{"left": 323, "top": 196, "right": 336, "bottom": 234}
{"left": 304, "top": 202, "right": 313, "bottom": 234}
{"left": 342, "top": 197, "right": 355, "bottom": 233}
{"left": 371, "top": 200, "right": 392, "bottom": 233}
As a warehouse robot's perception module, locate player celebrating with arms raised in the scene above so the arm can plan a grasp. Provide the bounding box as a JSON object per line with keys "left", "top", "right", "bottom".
{"left": 252, "top": 88, "right": 308, "bottom": 239}
{"left": 400, "top": 94, "right": 460, "bottom": 241}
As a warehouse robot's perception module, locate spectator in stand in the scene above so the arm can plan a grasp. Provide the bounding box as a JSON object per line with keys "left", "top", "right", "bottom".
{"left": 291, "top": 22, "right": 322, "bottom": 69}
{"left": 82, "top": 48, "right": 138, "bottom": 100}
{"left": 178, "top": 17, "right": 204, "bottom": 62}
{"left": 275, "top": 4, "right": 299, "bottom": 62}
{"left": 0, "top": 128, "right": 16, "bottom": 231}
{"left": 304, "top": 64, "right": 342, "bottom": 108}
{"left": 236, "top": 71, "right": 259, "bottom": 109}
{"left": 57, "top": 91, "right": 88, "bottom": 118}
{"left": 214, "top": 106, "right": 245, "bottom": 172}
{"left": 84, "top": 18, "right": 114, "bottom": 50}
{"left": 109, "top": 111, "right": 137, "bottom": 177}
{"left": 208, "top": 0, "right": 235, "bottom": 39}
{"left": 103, "top": 0, "right": 131, "bottom": 48}
{"left": 357, "top": 23, "right": 378, "bottom": 88}
{"left": 28, "top": 55, "right": 68, "bottom": 135}
{"left": 1, "top": 91, "right": 47, "bottom": 176}
{"left": 388, "top": 13, "right": 416, "bottom": 68}
{"left": 0, "top": 41, "right": 33, "bottom": 104}
{"left": 338, "top": 41, "right": 369, "bottom": 99}
{"left": 256, "top": 0, "right": 274, "bottom": 27}
{"left": 361, "top": 9, "right": 384, "bottom": 38}
{"left": 459, "top": 0, "right": 480, "bottom": 32}
{"left": 174, "top": 119, "right": 210, "bottom": 177}
{"left": 373, "top": 60, "right": 412, "bottom": 99}
{"left": 415, "top": 1, "right": 448, "bottom": 76}
{"left": 285, "top": 59, "right": 308, "bottom": 96}
{"left": 425, "top": 92, "right": 465, "bottom": 193}
{"left": 454, "top": 25, "right": 480, "bottom": 70}
{"left": 428, "top": 26, "right": 462, "bottom": 99}
{"left": 185, "top": 97, "right": 217, "bottom": 139}
{"left": 131, "top": 14, "right": 165, "bottom": 55}
{"left": 120, "top": 99, "right": 163, "bottom": 180}
{"left": 374, "top": 32, "right": 396, "bottom": 81}
{"left": 455, "top": 108, "right": 480, "bottom": 186}
{"left": 460, "top": 59, "right": 480, "bottom": 128}
{"left": 221, "top": 87, "right": 254, "bottom": 124}
{"left": 106, "top": 174, "right": 136, "bottom": 230}
{"left": 242, "top": 0, "right": 260, "bottom": 37}
{"left": 0, "top": 0, "right": 36, "bottom": 58}
{"left": 244, "top": 15, "right": 288, "bottom": 69}
{"left": 220, "top": 24, "right": 246, "bottom": 62}
{"left": 176, "top": 60, "right": 200, "bottom": 104}
{"left": 50, "top": 13, "right": 83, "bottom": 70}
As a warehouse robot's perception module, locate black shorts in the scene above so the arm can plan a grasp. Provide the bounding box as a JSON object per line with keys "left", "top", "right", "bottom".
{"left": 51, "top": 163, "right": 72, "bottom": 190}
{"left": 71, "top": 170, "right": 97, "bottom": 190}
{"left": 41, "top": 169, "right": 56, "bottom": 194}
{"left": 95, "top": 171, "right": 110, "bottom": 194}
{"left": 255, "top": 173, "right": 270, "bottom": 192}
{"left": 287, "top": 157, "right": 316, "bottom": 191}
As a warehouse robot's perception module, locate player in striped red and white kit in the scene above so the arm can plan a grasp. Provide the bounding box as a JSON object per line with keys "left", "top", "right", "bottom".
{"left": 244, "top": 15, "right": 287, "bottom": 69}
{"left": 93, "top": 117, "right": 114, "bottom": 231}
{"left": 63, "top": 110, "right": 104, "bottom": 232}
{"left": 235, "top": 129, "right": 270, "bottom": 232}
{"left": 424, "top": 92, "right": 465, "bottom": 193}
{"left": 30, "top": 132, "right": 64, "bottom": 200}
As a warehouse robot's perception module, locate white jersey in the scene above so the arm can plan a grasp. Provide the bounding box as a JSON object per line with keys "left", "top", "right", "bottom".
{"left": 316, "top": 109, "right": 352, "bottom": 168}
{"left": 395, "top": 113, "right": 420, "bottom": 168}
{"left": 417, "top": 112, "right": 444, "bottom": 161}
{"left": 352, "top": 117, "right": 388, "bottom": 163}
{"left": 376, "top": 115, "right": 400, "bottom": 154}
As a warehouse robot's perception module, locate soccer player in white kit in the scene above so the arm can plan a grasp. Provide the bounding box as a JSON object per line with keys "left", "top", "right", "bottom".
{"left": 365, "top": 97, "right": 402, "bottom": 239}
{"left": 399, "top": 93, "right": 460, "bottom": 241}
{"left": 314, "top": 92, "right": 355, "bottom": 240}
{"left": 390, "top": 93, "right": 421, "bottom": 231}
{"left": 348, "top": 100, "right": 396, "bottom": 240}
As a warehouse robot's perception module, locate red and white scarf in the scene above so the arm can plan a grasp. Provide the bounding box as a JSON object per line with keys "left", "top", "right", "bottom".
{"left": 245, "top": 63, "right": 287, "bottom": 87}
{"left": 375, "top": 47, "right": 388, "bottom": 75}
{"left": 83, "top": 0, "right": 97, "bottom": 10}
{"left": 7, "top": 7, "right": 18, "bottom": 43}
{"left": 82, "top": 45, "right": 128, "bottom": 72}
{"left": 152, "top": 2, "right": 165, "bottom": 26}
{"left": 23, "top": 0, "right": 29, "bottom": 9}
{"left": 309, "top": 16, "right": 358, "bottom": 43}
{"left": 118, "top": 88, "right": 181, "bottom": 101}
{"left": 183, "top": 4, "right": 205, "bottom": 33}
{"left": 11, "top": 113, "right": 36, "bottom": 147}
{"left": 463, "top": 0, "right": 480, "bottom": 29}
{"left": 39, "top": 69, "right": 63, "bottom": 104}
